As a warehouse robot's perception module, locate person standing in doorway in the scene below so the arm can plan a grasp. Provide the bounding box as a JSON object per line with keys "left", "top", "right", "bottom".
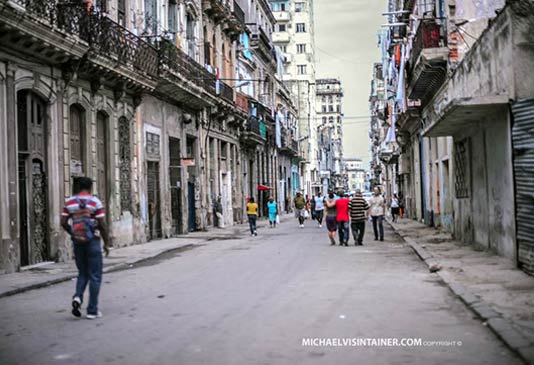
{"left": 369, "top": 187, "right": 386, "bottom": 241}
{"left": 349, "top": 189, "right": 369, "bottom": 246}
{"left": 246, "top": 197, "right": 258, "bottom": 236}
{"left": 391, "top": 193, "right": 400, "bottom": 223}
{"left": 294, "top": 192, "right": 306, "bottom": 228}
{"left": 214, "top": 195, "right": 224, "bottom": 228}
{"left": 335, "top": 191, "right": 350, "bottom": 247}
{"left": 61, "top": 177, "right": 110, "bottom": 320}
{"left": 267, "top": 197, "right": 278, "bottom": 228}
{"left": 314, "top": 192, "right": 325, "bottom": 228}
{"left": 325, "top": 192, "right": 338, "bottom": 245}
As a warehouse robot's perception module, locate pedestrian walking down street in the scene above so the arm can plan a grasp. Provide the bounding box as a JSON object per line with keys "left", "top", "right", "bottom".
{"left": 294, "top": 192, "right": 306, "bottom": 228}
{"left": 325, "top": 192, "right": 338, "bottom": 245}
{"left": 349, "top": 189, "right": 369, "bottom": 246}
{"left": 391, "top": 193, "right": 400, "bottom": 223}
{"left": 369, "top": 187, "right": 385, "bottom": 241}
{"left": 214, "top": 195, "right": 224, "bottom": 228}
{"left": 305, "top": 195, "right": 311, "bottom": 219}
{"left": 335, "top": 191, "right": 350, "bottom": 247}
{"left": 246, "top": 197, "right": 258, "bottom": 236}
{"left": 267, "top": 197, "right": 278, "bottom": 228}
{"left": 314, "top": 192, "right": 325, "bottom": 228}
{"left": 60, "top": 177, "right": 110, "bottom": 320}
{"left": 310, "top": 195, "right": 316, "bottom": 221}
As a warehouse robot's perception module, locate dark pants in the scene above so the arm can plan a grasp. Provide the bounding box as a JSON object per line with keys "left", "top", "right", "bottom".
{"left": 248, "top": 215, "right": 257, "bottom": 234}
{"left": 315, "top": 210, "right": 324, "bottom": 224}
{"left": 351, "top": 221, "right": 366, "bottom": 244}
{"left": 337, "top": 221, "right": 349, "bottom": 243}
{"left": 372, "top": 215, "right": 384, "bottom": 240}
{"left": 73, "top": 238, "right": 103, "bottom": 315}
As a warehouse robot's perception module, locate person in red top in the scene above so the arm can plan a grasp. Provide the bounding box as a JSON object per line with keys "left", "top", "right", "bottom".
{"left": 335, "top": 191, "right": 350, "bottom": 246}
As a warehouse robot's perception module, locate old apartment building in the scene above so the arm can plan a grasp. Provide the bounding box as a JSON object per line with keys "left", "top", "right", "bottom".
{"left": 0, "top": 0, "right": 303, "bottom": 274}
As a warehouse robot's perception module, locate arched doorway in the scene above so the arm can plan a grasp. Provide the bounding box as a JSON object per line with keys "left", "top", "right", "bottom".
{"left": 17, "top": 90, "right": 49, "bottom": 266}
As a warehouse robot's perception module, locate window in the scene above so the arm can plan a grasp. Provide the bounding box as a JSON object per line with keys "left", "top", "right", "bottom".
{"left": 322, "top": 96, "right": 326, "bottom": 103}
{"left": 69, "top": 104, "right": 85, "bottom": 176}
{"left": 279, "top": 24, "right": 286, "bottom": 32}
{"left": 296, "top": 23, "right": 306, "bottom": 33}
{"left": 328, "top": 105, "right": 334, "bottom": 112}
{"left": 329, "top": 96, "right": 333, "bottom": 103}
{"left": 352, "top": 173, "right": 356, "bottom": 178}
{"left": 118, "top": 0, "right": 126, "bottom": 26}
{"left": 322, "top": 105, "right": 326, "bottom": 112}
{"left": 322, "top": 117, "right": 327, "bottom": 123}
{"left": 168, "top": 0, "right": 178, "bottom": 42}
{"left": 280, "top": 45, "right": 287, "bottom": 53}
{"left": 297, "top": 64, "right": 307, "bottom": 74}
{"left": 281, "top": 3, "right": 286, "bottom": 11}
{"left": 119, "top": 117, "right": 131, "bottom": 212}
{"left": 454, "top": 139, "right": 470, "bottom": 198}
{"left": 295, "top": 2, "right": 305, "bottom": 12}
{"left": 296, "top": 44, "right": 306, "bottom": 53}
{"left": 336, "top": 104, "right": 341, "bottom": 112}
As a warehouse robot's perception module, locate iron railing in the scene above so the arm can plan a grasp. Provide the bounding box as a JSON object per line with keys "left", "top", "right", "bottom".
{"left": 246, "top": 117, "right": 266, "bottom": 139}
{"left": 218, "top": 80, "right": 234, "bottom": 103}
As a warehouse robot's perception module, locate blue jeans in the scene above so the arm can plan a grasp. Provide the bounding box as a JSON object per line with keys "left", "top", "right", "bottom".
{"left": 338, "top": 221, "right": 349, "bottom": 243}
{"left": 73, "top": 238, "right": 103, "bottom": 315}
{"left": 372, "top": 215, "right": 384, "bottom": 239}
{"left": 248, "top": 215, "right": 257, "bottom": 234}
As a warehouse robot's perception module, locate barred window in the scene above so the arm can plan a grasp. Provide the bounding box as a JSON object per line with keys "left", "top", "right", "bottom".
{"left": 119, "top": 117, "right": 132, "bottom": 212}
{"left": 454, "top": 139, "right": 470, "bottom": 198}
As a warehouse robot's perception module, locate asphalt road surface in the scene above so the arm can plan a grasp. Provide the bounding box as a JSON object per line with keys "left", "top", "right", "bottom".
{"left": 0, "top": 219, "right": 521, "bottom": 365}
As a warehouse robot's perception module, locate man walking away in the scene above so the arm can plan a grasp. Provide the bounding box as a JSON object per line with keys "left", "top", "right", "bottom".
{"left": 294, "top": 192, "right": 306, "bottom": 228}
{"left": 335, "top": 191, "right": 350, "bottom": 246}
{"left": 349, "top": 189, "right": 369, "bottom": 246}
{"left": 310, "top": 195, "right": 316, "bottom": 221}
{"left": 369, "top": 187, "right": 386, "bottom": 241}
{"left": 246, "top": 197, "right": 258, "bottom": 236}
{"left": 314, "top": 192, "right": 325, "bottom": 228}
{"left": 325, "top": 192, "right": 338, "bottom": 245}
{"left": 61, "top": 177, "right": 110, "bottom": 320}
{"left": 267, "top": 197, "right": 278, "bottom": 228}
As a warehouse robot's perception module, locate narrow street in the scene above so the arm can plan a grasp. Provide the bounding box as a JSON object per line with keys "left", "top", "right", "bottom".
{"left": 0, "top": 221, "right": 520, "bottom": 365}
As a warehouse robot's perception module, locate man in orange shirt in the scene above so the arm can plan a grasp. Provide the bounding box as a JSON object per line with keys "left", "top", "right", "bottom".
{"left": 335, "top": 191, "right": 350, "bottom": 247}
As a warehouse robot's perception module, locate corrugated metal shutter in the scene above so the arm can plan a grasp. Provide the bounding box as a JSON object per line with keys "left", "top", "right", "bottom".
{"left": 512, "top": 98, "right": 534, "bottom": 276}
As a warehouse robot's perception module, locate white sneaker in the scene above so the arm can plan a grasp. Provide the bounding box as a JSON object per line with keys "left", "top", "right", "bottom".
{"left": 319, "top": 224, "right": 322, "bottom": 228}
{"left": 86, "top": 311, "right": 103, "bottom": 320}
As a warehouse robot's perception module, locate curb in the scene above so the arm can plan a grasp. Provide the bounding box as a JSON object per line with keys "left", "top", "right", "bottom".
{"left": 0, "top": 242, "right": 200, "bottom": 299}
{"left": 388, "top": 220, "right": 534, "bottom": 365}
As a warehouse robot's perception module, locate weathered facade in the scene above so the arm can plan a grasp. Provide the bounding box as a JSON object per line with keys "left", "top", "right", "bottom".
{"left": 0, "top": 0, "right": 305, "bottom": 274}
{"left": 370, "top": 0, "right": 534, "bottom": 275}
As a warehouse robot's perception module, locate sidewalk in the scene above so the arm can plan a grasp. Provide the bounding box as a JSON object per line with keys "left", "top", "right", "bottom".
{"left": 0, "top": 215, "right": 286, "bottom": 299}
{"left": 390, "top": 218, "right": 534, "bottom": 364}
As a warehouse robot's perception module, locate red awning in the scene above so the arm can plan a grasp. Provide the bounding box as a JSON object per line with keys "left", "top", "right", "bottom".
{"left": 257, "top": 185, "right": 271, "bottom": 191}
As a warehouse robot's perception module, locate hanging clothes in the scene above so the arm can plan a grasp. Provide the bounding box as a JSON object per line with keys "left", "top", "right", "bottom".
{"left": 396, "top": 44, "right": 407, "bottom": 112}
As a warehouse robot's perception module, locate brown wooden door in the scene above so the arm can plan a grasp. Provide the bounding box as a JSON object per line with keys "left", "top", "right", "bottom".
{"left": 17, "top": 90, "right": 48, "bottom": 266}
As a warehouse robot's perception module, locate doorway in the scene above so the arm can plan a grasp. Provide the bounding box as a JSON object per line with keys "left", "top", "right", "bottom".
{"left": 169, "top": 137, "right": 183, "bottom": 235}
{"left": 96, "top": 112, "right": 109, "bottom": 224}
{"left": 17, "top": 90, "right": 49, "bottom": 266}
{"left": 147, "top": 161, "right": 161, "bottom": 240}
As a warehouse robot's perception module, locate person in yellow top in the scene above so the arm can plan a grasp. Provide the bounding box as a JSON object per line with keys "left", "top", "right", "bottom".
{"left": 246, "top": 197, "right": 258, "bottom": 236}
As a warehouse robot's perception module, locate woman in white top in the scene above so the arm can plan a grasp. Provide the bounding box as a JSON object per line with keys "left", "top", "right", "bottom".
{"left": 391, "top": 193, "right": 400, "bottom": 223}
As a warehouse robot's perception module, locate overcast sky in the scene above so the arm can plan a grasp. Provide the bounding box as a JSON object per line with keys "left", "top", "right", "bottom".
{"left": 314, "top": 0, "right": 385, "bottom": 166}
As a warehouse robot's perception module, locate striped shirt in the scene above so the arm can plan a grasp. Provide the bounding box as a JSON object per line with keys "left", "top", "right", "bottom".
{"left": 62, "top": 192, "right": 105, "bottom": 223}
{"left": 348, "top": 196, "right": 369, "bottom": 222}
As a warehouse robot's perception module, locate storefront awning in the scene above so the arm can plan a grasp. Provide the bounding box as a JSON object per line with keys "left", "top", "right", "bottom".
{"left": 257, "top": 185, "right": 271, "bottom": 191}
{"left": 422, "top": 95, "right": 509, "bottom": 137}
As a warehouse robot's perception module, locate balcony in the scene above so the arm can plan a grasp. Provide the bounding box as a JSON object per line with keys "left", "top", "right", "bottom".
{"left": 280, "top": 129, "right": 298, "bottom": 156}
{"left": 217, "top": 79, "right": 235, "bottom": 104}
{"left": 272, "top": 31, "right": 290, "bottom": 44}
{"left": 241, "top": 116, "right": 267, "bottom": 147}
{"left": 0, "top": 0, "right": 158, "bottom": 90}
{"left": 202, "top": 0, "right": 232, "bottom": 22}
{"left": 273, "top": 11, "right": 291, "bottom": 22}
{"left": 407, "top": 20, "right": 449, "bottom": 106}
{"left": 224, "top": 1, "right": 246, "bottom": 40}
{"left": 247, "top": 23, "right": 273, "bottom": 61}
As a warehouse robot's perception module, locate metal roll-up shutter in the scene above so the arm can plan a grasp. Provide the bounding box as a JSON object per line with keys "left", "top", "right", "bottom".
{"left": 512, "top": 98, "right": 534, "bottom": 276}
